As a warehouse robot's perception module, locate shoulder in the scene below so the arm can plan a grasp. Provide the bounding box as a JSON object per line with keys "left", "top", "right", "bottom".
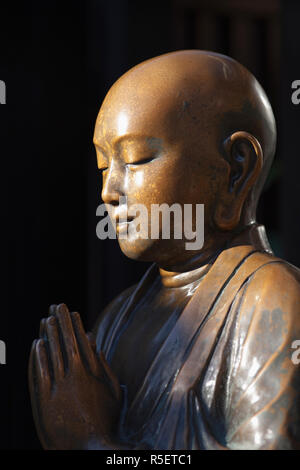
{"left": 223, "top": 253, "right": 300, "bottom": 390}
{"left": 250, "top": 253, "right": 300, "bottom": 285}
{"left": 242, "top": 255, "right": 300, "bottom": 329}
{"left": 212, "top": 255, "right": 300, "bottom": 448}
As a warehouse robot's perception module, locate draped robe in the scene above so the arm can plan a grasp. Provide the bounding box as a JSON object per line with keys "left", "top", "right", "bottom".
{"left": 94, "top": 242, "right": 300, "bottom": 450}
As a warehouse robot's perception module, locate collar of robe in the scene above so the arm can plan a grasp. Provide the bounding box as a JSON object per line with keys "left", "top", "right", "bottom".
{"left": 158, "top": 223, "right": 272, "bottom": 288}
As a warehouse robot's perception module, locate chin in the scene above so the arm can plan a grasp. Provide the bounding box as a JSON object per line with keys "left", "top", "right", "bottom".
{"left": 117, "top": 237, "right": 159, "bottom": 262}
{"left": 117, "top": 236, "right": 184, "bottom": 265}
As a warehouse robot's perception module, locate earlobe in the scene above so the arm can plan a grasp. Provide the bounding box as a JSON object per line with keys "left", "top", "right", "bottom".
{"left": 214, "top": 131, "right": 263, "bottom": 231}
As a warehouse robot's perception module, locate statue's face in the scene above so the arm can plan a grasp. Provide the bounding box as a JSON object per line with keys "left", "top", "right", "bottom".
{"left": 93, "top": 71, "right": 224, "bottom": 267}
{"left": 93, "top": 51, "right": 274, "bottom": 267}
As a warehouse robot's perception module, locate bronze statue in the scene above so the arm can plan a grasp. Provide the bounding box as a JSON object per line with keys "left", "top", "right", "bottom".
{"left": 28, "top": 50, "right": 300, "bottom": 450}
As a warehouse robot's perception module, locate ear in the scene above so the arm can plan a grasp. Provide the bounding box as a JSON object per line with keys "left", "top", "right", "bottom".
{"left": 214, "top": 131, "right": 263, "bottom": 231}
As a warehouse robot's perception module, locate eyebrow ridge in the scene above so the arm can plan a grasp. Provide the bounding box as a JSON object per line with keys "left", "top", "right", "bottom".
{"left": 112, "top": 134, "right": 157, "bottom": 148}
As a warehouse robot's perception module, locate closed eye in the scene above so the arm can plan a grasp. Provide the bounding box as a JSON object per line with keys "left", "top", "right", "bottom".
{"left": 126, "top": 156, "right": 157, "bottom": 167}
{"left": 99, "top": 166, "right": 108, "bottom": 173}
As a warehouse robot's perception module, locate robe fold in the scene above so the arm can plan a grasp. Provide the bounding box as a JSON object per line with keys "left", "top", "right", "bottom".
{"left": 95, "top": 244, "right": 300, "bottom": 450}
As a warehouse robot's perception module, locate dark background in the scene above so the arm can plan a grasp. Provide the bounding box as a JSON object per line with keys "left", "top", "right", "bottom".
{"left": 0, "top": 0, "right": 299, "bottom": 449}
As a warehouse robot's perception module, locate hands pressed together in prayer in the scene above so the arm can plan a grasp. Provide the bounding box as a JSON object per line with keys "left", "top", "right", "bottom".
{"left": 28, "top": 304, "right": 125, "bottom": 450}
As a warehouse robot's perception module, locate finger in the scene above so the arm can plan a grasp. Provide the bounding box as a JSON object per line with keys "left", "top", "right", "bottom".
{"left": 35, "top": 339, "right": 51, "bottom": 398}
{"left": 86, "top": 333, "right": 99, "bottom": 367}
{"left": 28, "top": 339, "right": 38, "bottom": 398}
{"left": 45, "top": 316, "right": 65, "bottom": 380}
{"left": 54, "top": 304, "right": 79, "bottom": 369}
{"left": 48, "top": 304, "right": 57, "bottom": 316}
{"left": 99, "top": 351, "right": 121, "bottom": 402}
{"left": 28, "top": 340, "right": 42, "bottom": 418}
{"left": 70, "top": 312, "right": 100, "bottom": 377}
{"left": 86, "top": 332, "right": 96, "bottom": 351}
{"left": 39, "top": 318, "right": 47, "bottom": 339}
{"left": 28, "top": 340, "right": 49, "bottom": 450}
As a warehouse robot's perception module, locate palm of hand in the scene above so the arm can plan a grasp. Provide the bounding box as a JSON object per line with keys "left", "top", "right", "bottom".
{"left": 28, "top": 304, "right": 121, "bottom": 450}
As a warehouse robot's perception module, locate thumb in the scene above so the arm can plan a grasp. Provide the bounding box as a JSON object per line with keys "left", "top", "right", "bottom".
{"left": 86, "top": 332, "right": 96, "bottom": 351}
{"left": 98, "top": 351, "right": 122, "bottom": 403}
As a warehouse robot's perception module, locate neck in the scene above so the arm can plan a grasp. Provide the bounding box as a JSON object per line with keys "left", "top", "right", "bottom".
{"left": 158, "top": 223, "right": 272, "bottom": 274}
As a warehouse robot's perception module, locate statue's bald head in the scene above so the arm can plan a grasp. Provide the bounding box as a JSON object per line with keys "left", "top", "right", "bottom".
{"left": 95, "top": 50, "right": 276, "bottom": 233}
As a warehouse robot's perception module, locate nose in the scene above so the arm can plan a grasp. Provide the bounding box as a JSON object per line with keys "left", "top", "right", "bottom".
{"left": 101, "top": 159, "right": 125, "bottom": 206}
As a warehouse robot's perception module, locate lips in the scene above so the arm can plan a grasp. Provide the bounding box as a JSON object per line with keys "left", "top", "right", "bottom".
{"left": 115, "top": 214, "right": 134, "bottom": 224}
{"left": 111, "top": 205, "right": 135, "bottom": 236}
{"left": 115, "top": 214, "right": 134, "bottom": 235}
